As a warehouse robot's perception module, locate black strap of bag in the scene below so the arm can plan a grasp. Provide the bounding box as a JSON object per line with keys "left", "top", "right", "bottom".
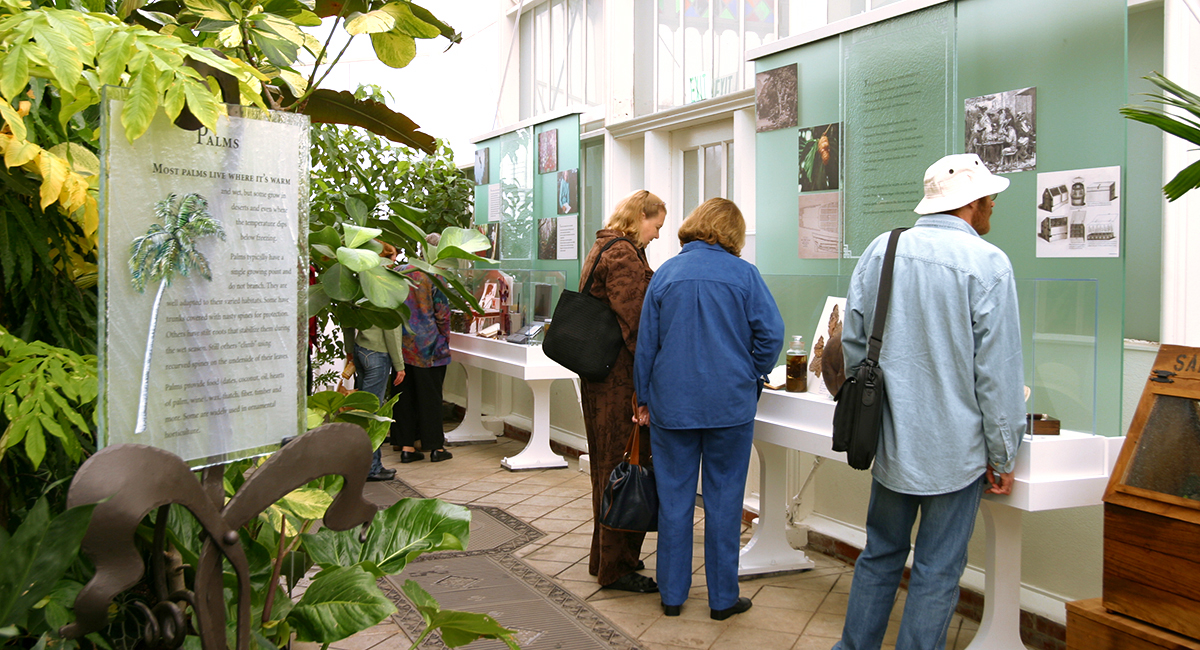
{"left": 866, "top": 227, "right": 907, "bottom": 364}
{"left": 831, "top": 227, "right": 906, "bottom": 470}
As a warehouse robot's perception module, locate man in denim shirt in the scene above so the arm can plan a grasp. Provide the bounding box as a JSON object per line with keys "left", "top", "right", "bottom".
{"left": 834, "top": 154, "right": 1025, "bottom": 650}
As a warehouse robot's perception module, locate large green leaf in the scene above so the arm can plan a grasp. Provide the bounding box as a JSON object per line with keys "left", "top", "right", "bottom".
{"left": 309, "top": 225, "right": 343, "bottom": 249}
{"left": 382, "top": 2, "right": 439, "bottom": 39}
{"left": 320, "top": 263, "right": 358, "bottom": 301}
{"left": 342, "top": 223, "right": 380, "bottom": 248}
{"left": 276, "top": 487, "right": 334, "bottom": 520}
{"left": 0, "top": 499, "right": 95, "bottom": 627}
{"left": 300, "top": 89, "right": 436, "bottom": 154}
{"left": 182, "top": 0, "right": 234, "bottom": 21}
{"left": 407, "top": 1, "right": 461, "bottom": 44}
{"left": 287, "top": 565, "right": 395, "bottom": 643}
{"left": 307, "top": 282, "right": 332, "bottom": 317}
{"left": 359, "top": 266, "right": 409, "bottom": 309}
{"left": 401, "top": 581, "right": 518, "bottom": 649}
{"left": 335, "top": 247, "right": 381, "bottom": 273}
{"left": 344, "top": 8, "right": 395, "bottom": 35}
{"left": 369, "top": 30, "right": 416, "bottom": 68}
{"left": 301, "top": 498, "right": 470, "bottom": 577}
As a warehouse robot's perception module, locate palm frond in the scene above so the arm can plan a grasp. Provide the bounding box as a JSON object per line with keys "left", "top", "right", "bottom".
{"left": 1164, "top": 159, "right": 1200, "bottom": 202}
{"left": 1122, "top": 72, "right": 1200, "bottom": 201}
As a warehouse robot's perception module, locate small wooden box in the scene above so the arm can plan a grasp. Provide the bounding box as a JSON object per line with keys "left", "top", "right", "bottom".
{"left": 1067, "top": 598, "right": 1200, "bottom": 650}
{"left": 1027, "top": 413, "right": 1060, "bottom": 435}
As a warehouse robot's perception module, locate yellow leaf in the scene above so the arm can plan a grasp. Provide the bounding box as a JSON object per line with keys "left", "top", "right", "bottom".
{"left": 60, "top": 171, "right": 87, "bottom": 211}
{"left": 81, "top": 196, "right": 99, "bottom": 239}
{"left": 0, "top": 98, "right": 27, "bottom": 141}
{"left": 4, "top": 135, "right": 40, "bottom": 167}
{"left": 37, "top": 152, "right": 68, "bottom": 210}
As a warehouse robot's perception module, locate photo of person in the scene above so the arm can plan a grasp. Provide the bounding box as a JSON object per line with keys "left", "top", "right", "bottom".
{"left": 539, "top": 129, "right": 558, "bottom": 174}
{"left": 756, "top": 64, "right": 798, "bottom": 132}
{"left": 538, "top": 217, "right": 558, "bottom": 260}
{"left": 557, "top": 169, "right": 579, "bottom": 214}
{"left": 477, "top": 223, "right": 501, "bottom": 260}
{"left": 965, "top": 87, "right": 1037, "bottom": 174}
{"left": 479, "top": 280, "right": 500, "bottom": 312}
{"left": 798, "top": 122, "right": 840, "bottom": 192}
{"left": 475, "top": 147, "right": 489, "bottom": 185}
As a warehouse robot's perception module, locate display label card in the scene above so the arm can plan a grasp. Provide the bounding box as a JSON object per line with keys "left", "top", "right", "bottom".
{"left": 100, "top": 92, "right": 309, "bottom": 466}
{"left": 1034, "top": 166, "right": 1121, "bottom": 258}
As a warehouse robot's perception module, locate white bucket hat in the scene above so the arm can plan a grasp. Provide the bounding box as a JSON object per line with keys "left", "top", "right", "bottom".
{"left": 914, "top": 153, "right": 1010, "bottom": 215}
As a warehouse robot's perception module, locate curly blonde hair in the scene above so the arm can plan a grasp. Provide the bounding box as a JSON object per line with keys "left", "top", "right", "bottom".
{"left": 605, "top": 190, "right": 666, "bottom": 242}
{"left": 677, "top": 198, "right": 745, "bottom": 257}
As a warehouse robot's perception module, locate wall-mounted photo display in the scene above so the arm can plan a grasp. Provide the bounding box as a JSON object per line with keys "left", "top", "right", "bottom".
{"left": 798, "top": 192, "right": 840, "bottom": 259}
{"left": 756, "top": 64, "right": 798, "bottom": 132}
{"left": 557, "top": 168, "right": 579, "bottom": 214}
{"left": 538, "top": 129, "right": 558, "bottom": 174}
{"left": 798, "top": 122, "right": 840, "bottom": 192}
{"left": 538, "top": 217, "right": 558, "bottom": 260}
{"left": 475, "top": 147, "right": 489, "bottom": 185}
{"left": 477, "top": 223, "right": 501, "bottom": 260}
{"left": 1035, "top": 166, "right": 1121, "bottom": 258}
{"left": 965, "top": 87, "right": 1037, "bottom": 174}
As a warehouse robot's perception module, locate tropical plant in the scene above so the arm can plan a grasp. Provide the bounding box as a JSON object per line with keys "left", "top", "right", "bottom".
{"left": 0, "top": 326, "right": 97, "bottom": 526}
{"left": 1121, "top": 72, "right": 1200, "bottom": 201}
{"left": 128, "top": 192, "right": 225, "bottom": 434}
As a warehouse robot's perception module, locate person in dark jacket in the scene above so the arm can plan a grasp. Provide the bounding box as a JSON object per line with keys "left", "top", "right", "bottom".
{"left": 634, "top": 198, "right": 784, "bottom": 620}
{"left": 579, "top": 189, "right": 667, "bottom": 593}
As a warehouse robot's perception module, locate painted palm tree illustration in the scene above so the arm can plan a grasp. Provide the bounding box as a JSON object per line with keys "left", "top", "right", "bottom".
{"left": 129, "top": 192, "right": 225, "bottom": 434}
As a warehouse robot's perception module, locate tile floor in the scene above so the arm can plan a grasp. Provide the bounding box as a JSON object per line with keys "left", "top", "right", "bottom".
{"left": 338, "top": 437, "right": 980, "bottom": 650}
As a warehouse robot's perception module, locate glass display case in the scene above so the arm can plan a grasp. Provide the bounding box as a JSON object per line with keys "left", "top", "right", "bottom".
{"left": 446, "top": 268, "right": 567, "bottom": 344}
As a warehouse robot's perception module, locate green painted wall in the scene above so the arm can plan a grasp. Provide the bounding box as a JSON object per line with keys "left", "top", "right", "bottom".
{"left": 755, "top": 0, "right": 1134, "bottom": 436}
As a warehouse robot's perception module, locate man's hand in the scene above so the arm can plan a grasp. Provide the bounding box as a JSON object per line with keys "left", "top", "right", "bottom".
{"left": 393, "top": 370, "right": 405, "bottom": 386}
{"left": 633, "top": 404, "right": 650, "bottom": 426}
{"left": 985, "top": 466, "right": 1014, "bottom": 495}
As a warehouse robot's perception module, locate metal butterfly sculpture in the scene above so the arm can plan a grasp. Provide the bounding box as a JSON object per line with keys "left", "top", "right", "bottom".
{"left": 59, "top": 423, "right": 378, "bottom": 650}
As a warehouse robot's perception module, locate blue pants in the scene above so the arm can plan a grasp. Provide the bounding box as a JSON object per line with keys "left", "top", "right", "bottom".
{"left": 650, "top": 422, "right": 754, "bottom": 611}
{"left": 353, "top": 346, "right": 391, "bottom": 476}
{"left": 834, "top": 476, "right": 986, "bottom": 650}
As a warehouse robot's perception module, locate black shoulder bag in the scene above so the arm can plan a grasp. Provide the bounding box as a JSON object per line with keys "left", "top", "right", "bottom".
{"left": 832, "top": 228, "right": 906, "bottom": 470}
{"left": 543, "top": 237, "right": 634, "bottom": 382}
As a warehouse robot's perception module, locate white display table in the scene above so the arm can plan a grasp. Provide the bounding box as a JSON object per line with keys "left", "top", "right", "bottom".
{"left": 749, "top": 389, "right": 1122, "bottom": 650}
{"left": 447, "top": 333, "right": 576, "bottom": 470}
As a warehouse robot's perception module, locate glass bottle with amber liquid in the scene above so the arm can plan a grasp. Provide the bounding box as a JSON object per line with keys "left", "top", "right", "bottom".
{"left": 786, "top": 335, "right": 807, "bottom": 392}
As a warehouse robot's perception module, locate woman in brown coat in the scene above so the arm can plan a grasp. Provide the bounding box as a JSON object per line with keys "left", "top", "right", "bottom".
{"left": 579, "top": 190, "right": 667, "bottom": 593}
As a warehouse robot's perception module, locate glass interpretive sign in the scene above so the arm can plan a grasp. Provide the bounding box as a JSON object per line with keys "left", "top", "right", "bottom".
{"left": 100, "top": 90, "right": 309, "bottom": 466}
{"left": 843, "top": 3, "right": 954, "bottom": 257}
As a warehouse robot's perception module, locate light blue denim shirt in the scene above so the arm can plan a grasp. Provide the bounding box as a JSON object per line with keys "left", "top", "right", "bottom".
{"left": 843, "top": 215, "right": 1025, "bottom": 495}
{"left": 635, "top": 241, "right": 784, "bottom": 429}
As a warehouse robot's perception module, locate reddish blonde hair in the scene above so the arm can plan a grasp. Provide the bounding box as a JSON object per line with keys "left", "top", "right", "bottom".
{"left": 605, "top": 190, "right": 666, "bottom": 241}
{"left": 677, "top": 198, "right": 745, "bottom": 256}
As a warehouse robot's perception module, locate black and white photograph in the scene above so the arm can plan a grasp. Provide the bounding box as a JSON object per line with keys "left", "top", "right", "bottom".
{"left": 1035, "top": 166, "right": 1120, "bottom": 259}
{"left": 557, "top": 169, "right": 578, "bottom": 214}
{"left": 538, "top": 129, "right": 557, "bottom": 174}
{"left": 755, "top": 64, "right": 798, "bottom": 132}
{"left": 798, "top": 192, "right": 840, "bottom": 259}
{"left": 538, "top": 217, "right": 558, "bottom": 260}
{"left": 965, "top": 87, "right": 1036, "bottom": 174}
{"left": 475, "top": 147, "right": 489, "bottom": 185}
{"left": 798, "top": 122, "right": 840, "bottom": 192}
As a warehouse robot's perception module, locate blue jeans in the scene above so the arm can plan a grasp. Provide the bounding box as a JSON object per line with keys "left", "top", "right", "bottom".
{"left": 354, "top": 346, "right": 391, "bottom": 476}
{"left": 834, "top": 476, "right": 986, "bottom": 650}
{"left": 650, "top": 422, "right": 754, "bottom": 611}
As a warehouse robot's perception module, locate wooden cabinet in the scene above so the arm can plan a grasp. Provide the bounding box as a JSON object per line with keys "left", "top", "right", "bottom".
{"left": 1067, "top": 599, "right": 1200, "bottom": 650}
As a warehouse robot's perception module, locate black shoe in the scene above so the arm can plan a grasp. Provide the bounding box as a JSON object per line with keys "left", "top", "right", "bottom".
{"left": 366, "top": 468, "right": 396, "bottom": 482}
{"left": 430, "top": 449, "right": 453, "bottom": 462}
{"left": 601, "top": 573, "right": 658, "bottom": 593}
{"left": 400, "top": 451, "right": 424, "bottom": 463}
{"left": 710, "top": 597, "right": 752, "bottom": 620}
{"left": 662, "top": 603, "right": 681, "bottom": 616}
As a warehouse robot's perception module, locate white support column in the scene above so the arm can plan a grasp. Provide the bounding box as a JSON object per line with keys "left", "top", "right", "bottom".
{"left": 644, "top": 128, "right": 676, "bottom": 268}
{"left": 1160, "top": 0, "right": 1200, "bottom": 345}
{"left": 606, "top": 0, "right": 635, "bottom": 123}
{"left": 604, "top": 131, "right": 634, "bottom": 219}
{"left": 733, "top": 106, "right": 757, "bottom": 262}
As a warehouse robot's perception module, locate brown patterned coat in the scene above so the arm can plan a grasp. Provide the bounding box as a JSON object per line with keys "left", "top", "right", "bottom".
{"left": 578, "top": 229, "right": 654, "bottom": 585}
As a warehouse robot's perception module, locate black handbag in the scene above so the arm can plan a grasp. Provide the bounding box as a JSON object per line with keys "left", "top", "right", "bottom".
{"left": 599, "top": 419, "right": 657, "bottom": 533}
{"left": 832, "top": 228, "right": 906, "bottom": 470}
{"left": 543, "top": 237, "right": 634, "bottom": 382}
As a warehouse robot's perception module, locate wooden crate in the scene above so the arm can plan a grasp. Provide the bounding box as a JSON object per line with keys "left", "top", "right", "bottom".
{"left": 1067, "top": 598, "right": 1200, "bottom": 650}
{"left": 1104, "top": 503, "right": 1200, "bottom": 639}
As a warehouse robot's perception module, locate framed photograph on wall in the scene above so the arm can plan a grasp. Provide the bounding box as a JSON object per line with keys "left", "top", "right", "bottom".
{"left": 538, "top": 129, "right": 558, "bottom": 174}
{"left": 557, "top": 169, "right": 578, "bottom": 214}
{"left": 756, "top": 64, "right": 798, "bottom": 132}
{"left": 798, "top": 123, "right": 840, "bottom": 192}
{"left": 538, "top": 217, "right": 558, "bottom": 260}
{"left": 965, "top": 87, "right": 1036, "bottom": 174}
{"left": 475, "top": 147, "right": 489, "bottom": 185}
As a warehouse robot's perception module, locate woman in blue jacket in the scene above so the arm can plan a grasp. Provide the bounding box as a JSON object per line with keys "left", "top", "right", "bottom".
{"left": 634, "top": 198, "right": 784, "bottom": 620}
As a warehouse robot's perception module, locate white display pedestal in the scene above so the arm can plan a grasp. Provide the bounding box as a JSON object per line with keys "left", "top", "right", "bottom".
{"left": 447, "top": 333, "right": 576, "bottom": 470}
{"left": 750, "top": 389, "right": 1123, "bottom": 649}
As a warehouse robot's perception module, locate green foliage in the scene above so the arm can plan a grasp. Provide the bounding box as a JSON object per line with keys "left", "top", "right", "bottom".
{"left": 0, "top": 498, "right": 94, "bottom": 641}
{"left": 0, "top": 326, "right": 97, "bottom": 524}
{"left": 1121, "top": 72, "right": 1200, "bottom": 201}
{"left": 401, "top": 580, "right": 518, "bottom": 650}
{"left": 287, "top": 565, "right": 395, "bottom": 643}
{"left": 302, "top": 497, "right": 469, "bottom": 576}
